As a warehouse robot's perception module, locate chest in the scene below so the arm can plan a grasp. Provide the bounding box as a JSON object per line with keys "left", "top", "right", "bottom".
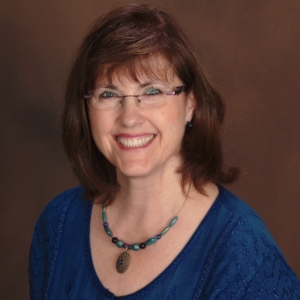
{"left": 90, "top": 217, "right": 198, "bottom": 296}
{"left": 88, "top": 198, "right": 218, "bottom": 296}
{"left": 45, "top": 192, "right": 225, "bottom": 299}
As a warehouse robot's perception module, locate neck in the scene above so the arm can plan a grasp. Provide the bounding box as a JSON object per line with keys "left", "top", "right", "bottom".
{"left": 105, "top": 169, "right": 189, "bottom": 241}
{"left": 115, "top": 167, "right": 186, "bottom": 211}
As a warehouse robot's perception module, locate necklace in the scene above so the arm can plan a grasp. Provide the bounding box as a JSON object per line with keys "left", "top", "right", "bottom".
{"left": 101, "top": 192, "right": 189, "bottom": 273}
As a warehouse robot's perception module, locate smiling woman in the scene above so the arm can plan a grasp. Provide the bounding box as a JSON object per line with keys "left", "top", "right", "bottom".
{"left": 88, "top": 68, "right": 194, "bottom": 179}
{"left": 29, "top": 3, "right": 300, "bottom": 299}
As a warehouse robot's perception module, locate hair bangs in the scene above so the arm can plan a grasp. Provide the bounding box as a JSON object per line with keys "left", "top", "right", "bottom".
{"left": 95, "top": 52, "right": 177, "bottom": 86}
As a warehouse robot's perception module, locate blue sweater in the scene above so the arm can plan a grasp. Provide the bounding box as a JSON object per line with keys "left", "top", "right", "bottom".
{"left": 29, "top": 186, "right": 300, "bottom": 299}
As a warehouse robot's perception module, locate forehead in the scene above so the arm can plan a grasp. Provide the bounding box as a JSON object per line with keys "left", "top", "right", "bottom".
{"left": 95, "top": 55, "right": 177, "bottom": 86}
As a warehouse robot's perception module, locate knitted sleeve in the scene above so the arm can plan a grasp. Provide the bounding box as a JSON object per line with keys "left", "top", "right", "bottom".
{"left": 28, "top": 187, "right": 81, "bottom": 300}
{"left": 196, "top": 215, "right": 300, "bottom": 300}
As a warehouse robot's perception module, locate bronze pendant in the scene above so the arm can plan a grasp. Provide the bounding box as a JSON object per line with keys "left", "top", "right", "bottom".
{"left": 116, "top": 251, "right": 130, "bottom": 273}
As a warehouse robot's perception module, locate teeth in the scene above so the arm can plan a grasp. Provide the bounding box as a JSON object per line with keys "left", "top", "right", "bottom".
{"left": 117, "top": 135, "right": 155, "bottom": 147}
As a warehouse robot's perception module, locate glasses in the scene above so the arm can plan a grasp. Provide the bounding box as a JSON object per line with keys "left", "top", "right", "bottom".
{"left": 84, "top": 86, "right": 186, "bottom": 111}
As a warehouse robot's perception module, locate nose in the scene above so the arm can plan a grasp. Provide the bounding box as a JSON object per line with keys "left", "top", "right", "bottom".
{"left": 119, "top": 95, "right": 141, "bottom": 106}
{"left": 118, "top": 96, "right": 145, "bottom": 128}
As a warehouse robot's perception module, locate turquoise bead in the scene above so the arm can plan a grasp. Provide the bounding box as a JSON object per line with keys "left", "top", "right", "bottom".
{"left": 116, "top": 240, "right": 123, "bottom": 248}
{"left": 132, "top": 243, "right": 140, "bottom": 251}
{"left": 160, "top": 226, "right": 170, "bottom": 236}
{"left": 145, "top": 237, "right": 157, "bottom": 246}
{"left": 169, "top": 216, "right": 178, "bottom": 227}
{"left": 104, "top": 225, "right": 113, "bottom": 237}
{"left": 102, "top": 211, "right": 107, "bottom": 222}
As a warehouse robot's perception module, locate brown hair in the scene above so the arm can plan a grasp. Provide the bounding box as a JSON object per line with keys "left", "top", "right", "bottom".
{"left": 62, "top": 3, "right": 239, "bottom": 202}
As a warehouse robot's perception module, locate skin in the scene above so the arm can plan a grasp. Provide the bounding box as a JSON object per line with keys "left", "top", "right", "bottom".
{"left": 89, "top": 57, "right": 219, "bottom": 296}
{"left": 88, "top": 71, "right": 194, "bottom": 182}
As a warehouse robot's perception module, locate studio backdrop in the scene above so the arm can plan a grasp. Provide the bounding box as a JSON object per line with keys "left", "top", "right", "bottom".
{"left": 1, "top": 0, "right": 299, "bottom": 298}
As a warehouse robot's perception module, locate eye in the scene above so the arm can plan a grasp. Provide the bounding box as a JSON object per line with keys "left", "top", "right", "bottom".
{"left": 145, "top": 87, "right": 161, "bottom": 96}
{"left": 99, "top": 91, "right": 117, "bottom": 98}
{"left": 175, "top": 86, "right": 185, "bottom": 95}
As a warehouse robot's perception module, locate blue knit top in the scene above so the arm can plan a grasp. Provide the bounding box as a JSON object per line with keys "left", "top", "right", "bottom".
{"left": 29, "top": 186, "right": 300, "bottom": 299}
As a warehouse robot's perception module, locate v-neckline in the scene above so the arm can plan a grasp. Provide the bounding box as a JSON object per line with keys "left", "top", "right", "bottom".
{"left": 85, "top": 186, "right": 223, "bottom": 298}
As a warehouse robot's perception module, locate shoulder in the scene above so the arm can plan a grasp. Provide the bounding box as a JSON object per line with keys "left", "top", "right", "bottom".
{"left": 40, "top": 186, "right": 84, "bottom": 218}
{"left": 29, "top": 186, "right": 87, "bottom": 299}
{"left": 219, "top": 186, "right": 263, "bottom": 220}
{"left": 217, "top": 187, "right": 293, "bottom": 272}
{"left": 216, "top": 186, "right": 274, "bottom": 244}
{"left": 206, "top": 186, "right": 273, "bottom": 255}
{"left": 197, "top": 186, "right": 300, "bottom": 299}
{"left": 35, "top": 186, "right": 87, "bottom": 231}
{"left": 30, "top": 186, "right": 87, "bottom": 252}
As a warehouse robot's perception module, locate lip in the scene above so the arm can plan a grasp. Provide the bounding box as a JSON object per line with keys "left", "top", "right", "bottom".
{"left": 114, "top": 134, "right": 156, "bottom": 150}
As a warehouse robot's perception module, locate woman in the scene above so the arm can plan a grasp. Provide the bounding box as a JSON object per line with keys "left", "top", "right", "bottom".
{"left": 29, "top": 4, "right": 300, "bottom": 299}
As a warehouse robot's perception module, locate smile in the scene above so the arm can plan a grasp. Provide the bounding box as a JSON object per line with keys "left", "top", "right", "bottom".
{"left": 116, "top": 134, "right": 155, "bottom": 148}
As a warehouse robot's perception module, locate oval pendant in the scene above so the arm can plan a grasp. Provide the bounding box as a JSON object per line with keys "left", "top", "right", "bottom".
{"left": 116, "top": 251, "right": 130, "bottom": 273}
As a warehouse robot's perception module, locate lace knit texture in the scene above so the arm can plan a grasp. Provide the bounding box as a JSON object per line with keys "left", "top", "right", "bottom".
{"left": 29, "top": 186, "right": 300, "bottom": 299}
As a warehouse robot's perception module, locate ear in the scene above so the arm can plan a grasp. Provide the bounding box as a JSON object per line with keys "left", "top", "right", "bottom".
{"left": 185, "top": 92, "right": 196, "bottom": 122}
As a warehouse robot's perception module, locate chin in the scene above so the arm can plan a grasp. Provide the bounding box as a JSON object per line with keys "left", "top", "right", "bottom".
{"left": 116, "top": 161, "right": 156, "bottom": 178}
{"left": 118, "top": 167, "right": 151, "bottom": 178}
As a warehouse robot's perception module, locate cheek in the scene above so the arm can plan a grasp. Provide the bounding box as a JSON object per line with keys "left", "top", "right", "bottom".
{"left": 158, "top": 105, "right": 187, "bottom": 141}
{"left": 163, "top": 102, "right": 188, "bottom": 127}
{"left": 88, "top": 111, "right": 114, "bottom": 148}
{"left": 89, "top": 109, "right": 114, "bottom": 132}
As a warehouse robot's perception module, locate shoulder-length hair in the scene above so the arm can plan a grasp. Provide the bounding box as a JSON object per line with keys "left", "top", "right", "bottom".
{"left": 62, "top": 3, "right": 239, "bottom": 202}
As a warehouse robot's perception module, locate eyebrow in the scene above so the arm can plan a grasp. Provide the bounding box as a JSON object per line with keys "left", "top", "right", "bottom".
{"left": 139, "top": 81, "right": 167, "bottom": 88}
{"left": 95, "top": 80, "right": 169, "bottom": 90}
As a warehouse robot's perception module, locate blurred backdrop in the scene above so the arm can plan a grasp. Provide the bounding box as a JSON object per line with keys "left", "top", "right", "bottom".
{"left": 1, "top": 0, "right": 299, "bottom": 298}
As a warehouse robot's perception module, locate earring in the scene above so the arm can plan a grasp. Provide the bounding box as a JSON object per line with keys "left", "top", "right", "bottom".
{"left": 186, "top": 121, "right": 193, "bottom": 128}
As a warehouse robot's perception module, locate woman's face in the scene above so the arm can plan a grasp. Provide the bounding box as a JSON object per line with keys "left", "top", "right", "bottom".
{"left": 88, "top": 57, "right": 195, "bottom": 180}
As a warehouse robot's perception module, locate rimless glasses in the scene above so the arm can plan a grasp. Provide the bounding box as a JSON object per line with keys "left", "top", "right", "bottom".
{"left": 84, "top": 86, "right": 186, "bottom": 111}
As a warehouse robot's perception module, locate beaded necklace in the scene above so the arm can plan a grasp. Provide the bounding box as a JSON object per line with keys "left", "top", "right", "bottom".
{"left": 101, "top": 192, "right": 189, "bottom": 273}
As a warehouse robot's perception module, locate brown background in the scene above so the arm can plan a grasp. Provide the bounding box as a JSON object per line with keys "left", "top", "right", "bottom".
{"left": 1, "top": 0, "right": 299, "bottom": 299}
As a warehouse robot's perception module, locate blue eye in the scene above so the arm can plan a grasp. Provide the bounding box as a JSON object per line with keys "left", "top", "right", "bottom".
{"left": 145, "top": 87, "right": 161, "bottom": 96}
